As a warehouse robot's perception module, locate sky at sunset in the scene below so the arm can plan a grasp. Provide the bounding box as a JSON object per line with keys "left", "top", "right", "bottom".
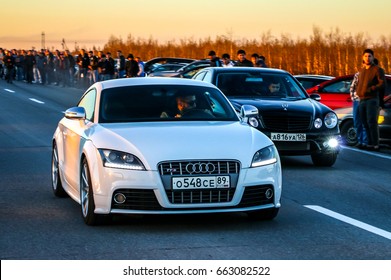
{"left": 1, "top": 0, "right": 390, "bottom": 51}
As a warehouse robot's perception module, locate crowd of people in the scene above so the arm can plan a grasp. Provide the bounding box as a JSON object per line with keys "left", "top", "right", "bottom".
{"left": 0, "top": 48, "right": 146, "bottom": 88}
{"left": 0, "top": 47, "right": 269, "bottom": 88}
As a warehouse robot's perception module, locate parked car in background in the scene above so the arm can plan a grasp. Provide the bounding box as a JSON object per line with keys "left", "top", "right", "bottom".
{"left": 148, "top": 59, "right": 210, "bottom": 78}
{"left": 294, "top": 74, "right": 334, "bottom": 90}
{"left": 146, "top": 63, "right": 187, "bottom": 75}
{"left": 143, "top": 57, "right": 195, "bottom": 73}
{"left": 193, "top": 67, "right": 340, "bottom": 166}
{"left": 52, "top": 77, "right": 282, "bottom": 225}
{"left": 306, "top": 74, "right": 391, "bottom": 110}
{"left": 335, "top": 94, "right": 391, "bottom": 146}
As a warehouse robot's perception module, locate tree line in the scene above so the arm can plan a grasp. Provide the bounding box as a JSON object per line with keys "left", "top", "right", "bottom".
{"left": 96, "top": 27, "right": 390, "bottom": 77}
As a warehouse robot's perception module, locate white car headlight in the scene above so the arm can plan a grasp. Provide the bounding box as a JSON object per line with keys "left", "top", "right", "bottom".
{"left": 251, "top": 145, "right": 278, "bottom": 167}
{"left": 99, "top": 149, "right": 145, "bottom": 170}
{"left": 324, "top": 112, "right": 338, "bottom": 129}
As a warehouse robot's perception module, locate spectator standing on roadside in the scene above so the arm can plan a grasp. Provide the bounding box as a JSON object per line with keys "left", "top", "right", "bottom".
{"left": 259, "top": 55, "right": 268, "bottom": 67}
{"left": 221, "top": 53, "right": 235, "bottom": 67}
{"left": 135, "top": 56, "right": 145, "bottom": 77}
{"left": 117, "top": 50, "right": 126, "bottom": 78}
{"left": 349, "top": 63, "right": 367, "bottom": 148}
{"left": 45, "top": 50, "right": 55, "bottom": 85}
{"left": 356, "top": 49, "right": 385, "bottom": 151}
{"left": 24, "top": 50, "right": 35, "bottom": 84}
{"left": 87, "top": 51, "right": 99, "bottom": 85}
{"left": 32, "top": 50, "right": 42, "bottom": 84}
{"left": 36, "top": 50, "right": 47, "bottom": 85}
{"left": 14, "top": 49, "right": 25, "bottom": 81}
{"left": 97, "top": 54, "right": 110, "bottom": 81}
{"left": 3, "top": 50, "right": 15, "bottom": 83}
{"left": 125, "top": 54, "right": 139, "bottom": 78}
{"left": 106, "top": 52, "right": 115, "bottom": 80}
{"left": 208, "top": 50, "right": 222, "bottom": 67}
{"left": 65, "top": 50, "right": 75, "bottom": 86}
{"left": 235, "top": 49, "right": 253, "bottom": 67}
{"left": 76, "top": 49, "right": 89, "bottom": 87}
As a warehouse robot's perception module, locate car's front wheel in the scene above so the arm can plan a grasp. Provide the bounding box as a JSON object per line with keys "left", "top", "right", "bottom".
{"left": 51, "top": 143, "right": 67, "bottom": 197}
{"left": 80, "top": 158, "right": 108, "bottom": 225}
{"left": 340, "top": 120, "right": 357, "bottom": 146}
{"left": 247, "top": 208, "right": 279, "bottom": 220}
{"left": 311, "top": 152, "right": 338, "bottom": 167}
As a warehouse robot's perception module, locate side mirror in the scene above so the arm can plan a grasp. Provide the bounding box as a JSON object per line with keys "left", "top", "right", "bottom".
{"left": 310, "top": 93, "right": 321, "bottom": 101}
{"left": 65, "top": 107, "right": 86, "bottom": 119}
{"left": 240, "top": 104, "right": 258, "bottom": 118}
{"left": 240, "top": 105, "right": 260, "bottom": 128}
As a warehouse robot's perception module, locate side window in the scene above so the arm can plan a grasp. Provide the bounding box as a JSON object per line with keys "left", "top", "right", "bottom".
{"left": 202, "top": 71, "right": 213, "bottom": 83}
{"left": 78, "top": 88, "right": 96, "bottom": 121}
{"left": 324, "top": 80, "right": 352, "bottom": 93}
{"left": 193, "top": 71, "right": 206, "bottom": 81}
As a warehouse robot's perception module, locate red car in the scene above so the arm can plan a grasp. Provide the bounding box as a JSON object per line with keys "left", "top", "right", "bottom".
{"left": 306, "top": 74, "right": 391, "bottom": 110}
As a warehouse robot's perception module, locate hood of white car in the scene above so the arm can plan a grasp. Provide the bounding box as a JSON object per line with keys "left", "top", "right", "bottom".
{"left": 91, "top": 121, "right": 273, "bottom": 169}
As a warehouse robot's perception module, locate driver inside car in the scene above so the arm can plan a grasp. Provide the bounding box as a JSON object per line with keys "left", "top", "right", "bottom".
{"left": 161, "top": 94, "right": 214, "bottom": 118}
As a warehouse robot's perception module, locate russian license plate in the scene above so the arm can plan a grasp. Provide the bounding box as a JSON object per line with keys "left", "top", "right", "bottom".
{"left": 271, "top": 133, "right": 306, "bottom": 141}
{"left": 172, "top": 176, "right": 230, "bottom": 190}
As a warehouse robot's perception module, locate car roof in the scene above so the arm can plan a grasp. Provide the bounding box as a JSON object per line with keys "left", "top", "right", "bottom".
{"left": 93, "top": 77, "right": 217, "bottom": 90}
{"left": 200, "top": 67, "right": 290, "bottom": 74}
{"left": 294, "top": 74, "right": 335, "bottom": 79}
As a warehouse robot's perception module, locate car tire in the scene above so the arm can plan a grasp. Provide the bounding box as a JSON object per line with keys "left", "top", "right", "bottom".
{"left": 340, "top": 120, "right": 357, "bottom": 146}
{"left": 51, "top": 143, "right": 67, "bottom": 197}
{"left": 80, "top": 158, "right": 109, "bottom": 226}
{"left": 247, "top": 208, "right": 279, "bottom": 220}
{"left": 311, "top": 152, "right": 338, "bottom": 167}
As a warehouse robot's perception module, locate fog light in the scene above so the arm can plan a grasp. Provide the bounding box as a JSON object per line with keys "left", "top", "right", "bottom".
{"left": 323, "top": 138, "right": 339, "bottom": 148}
{"left": 265, "top": 188, "right": 274, "bottom": 199}
{"left": 114, "top": 193, "right": 126, "bottom": 204}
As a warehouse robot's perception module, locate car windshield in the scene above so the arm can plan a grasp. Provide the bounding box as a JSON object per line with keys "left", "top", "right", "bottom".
{"left": 216, "top": 72, "right": 308, "bottom": 99}
{"left": 99, "top": 85, "right": 238, "bottom": 123}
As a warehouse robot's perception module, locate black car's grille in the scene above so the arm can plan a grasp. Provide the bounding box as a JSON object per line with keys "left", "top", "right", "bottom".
{"left": 261, "top": 114, "right": 311, "bottom": 131}
{"left": 111, "top": 185, "right": 274, "bottom": 210}
{"left": 158, "top": 160, "right": 240, "bottom": 176}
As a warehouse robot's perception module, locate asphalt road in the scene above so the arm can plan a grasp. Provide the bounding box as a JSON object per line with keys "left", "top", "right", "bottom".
{"left": 0, "top": 80, "right": 390, "bottom": 260}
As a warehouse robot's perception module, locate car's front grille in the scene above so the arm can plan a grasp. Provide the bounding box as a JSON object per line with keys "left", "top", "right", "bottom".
{"left": 157, "top": 160, "right": 241, "bottom": 204}
{"left": 158, "top": 160, "right": 240, "bottom": 176}
{"left": 111, "top": 185, "right": 274, "bottom": 211}
{"left": 261, "top": 114, "right": 311, "bottom": 131}
{"left": 166, "top": 189, "right": 234, "bottom": 204}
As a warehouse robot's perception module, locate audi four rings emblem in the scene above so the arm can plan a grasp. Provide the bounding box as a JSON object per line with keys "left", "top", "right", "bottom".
{"left": 186, "top": 162, "right": 215, "bottom": 174}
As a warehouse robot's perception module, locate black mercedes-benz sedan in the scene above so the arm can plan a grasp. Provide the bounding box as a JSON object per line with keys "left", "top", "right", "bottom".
{"left": 193, "top": 67, "right": 340, "bottom": 166}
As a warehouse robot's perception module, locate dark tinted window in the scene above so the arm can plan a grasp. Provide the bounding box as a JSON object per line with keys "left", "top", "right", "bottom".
{"left": 216, "top": 72, "right": 307, "bottom": 98}
{"left": 99, "top": 85, "right": 238, "bottom": 123}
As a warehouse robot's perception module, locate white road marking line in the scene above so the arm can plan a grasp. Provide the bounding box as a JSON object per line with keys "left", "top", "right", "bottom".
{"left": 29, "top": 98, "right": 45, "bottom": 104}
{"left": 4, "top": 89, "right": 15, "bottom": 93}
{"left": 304, "top": 205, "right": 391, "bottom": 240}
{"left": 341, "top": 145, "right": 391, "bottom": 160}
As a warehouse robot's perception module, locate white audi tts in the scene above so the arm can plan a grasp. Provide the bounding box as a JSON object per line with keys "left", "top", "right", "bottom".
{"left": 51, "top": 77, "right": 282, "bottom": 225}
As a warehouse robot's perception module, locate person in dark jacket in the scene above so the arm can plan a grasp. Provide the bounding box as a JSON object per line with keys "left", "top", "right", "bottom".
{"left": 208, "top": 50, "right": 222, "bottom": 67}
{"left": 235, "top": 49, "right": 253, "bottom": 67}
{"left": 24, "top": 50, "right": 36, "bottom": 84}
{"left": 125, "top": 54, "right": 139, "bottom": 78}
{"left": 356, "top": 49, "right": 385, "bottom": 151}
{"left": 3, "top": 50, "right": 15, "bottom": 83}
